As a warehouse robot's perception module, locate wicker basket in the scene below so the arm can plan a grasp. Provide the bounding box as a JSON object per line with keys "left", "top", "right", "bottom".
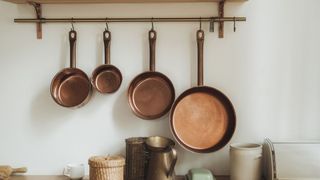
{"left": 89, "top": 155, "right": 125, "bottom": 180}
{"left": 125, "top": 137, "right": 147, "bottom": 180}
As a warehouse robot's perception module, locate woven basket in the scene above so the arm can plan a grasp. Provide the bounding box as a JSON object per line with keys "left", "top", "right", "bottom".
{"left": 125, "top": 137, "right": 147, "bottom": 180}
{"left": 89, "top": 155, "right": 125, "bottom": 180}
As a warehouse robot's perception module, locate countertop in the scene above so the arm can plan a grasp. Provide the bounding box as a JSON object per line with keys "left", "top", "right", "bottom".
{"left": 10, "top": 175, "right": 230, "bottom": 180}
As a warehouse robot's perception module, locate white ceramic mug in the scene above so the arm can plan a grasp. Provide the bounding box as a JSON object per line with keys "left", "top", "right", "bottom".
{"left": 230, "top": 143, "right": 262, "bottom": 180}
{"left": 63, "top": 163, "right": 85, "bottom": 180}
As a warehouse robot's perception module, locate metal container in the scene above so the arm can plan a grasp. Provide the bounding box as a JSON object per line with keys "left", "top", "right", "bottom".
{"left": 125, "top": 137, "right": 147, "bottom": 180}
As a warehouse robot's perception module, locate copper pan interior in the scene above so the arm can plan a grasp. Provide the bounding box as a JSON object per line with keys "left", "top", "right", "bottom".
{"left": 128, "top": 71, "right": 175, "bottom": 120}
{"left": 92, "top": 64, "right": 122, "bottom": 93}
{"left": 51, "top": 68, "right": 91, "bottom": 108}
{"left": 170, "top": 86, "right": 236, "bottom": 153}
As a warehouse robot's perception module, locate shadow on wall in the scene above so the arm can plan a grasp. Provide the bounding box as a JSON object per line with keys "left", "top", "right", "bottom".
{"left": 112, "top": 90, "right": 146, "bottom": 135}
{"left": 29, "top": 87, "right": 73, "bottom": 134}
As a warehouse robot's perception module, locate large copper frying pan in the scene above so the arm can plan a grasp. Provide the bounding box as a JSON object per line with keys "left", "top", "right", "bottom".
{"left": 128, "top": 29, "right": 175, "bottom": 120}
{"left": 91, "top": 30, "right": 122, "bottom": 93}
{"left": 50, "top": 30, "right": 91, "bottom": 108}
{"left": 170, "top": 30, "right": 236, "bottom": 153}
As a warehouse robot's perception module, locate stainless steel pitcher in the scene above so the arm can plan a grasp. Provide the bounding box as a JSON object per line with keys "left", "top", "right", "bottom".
{"left": 145, "top": 136, "right": 177, "bottom": 180}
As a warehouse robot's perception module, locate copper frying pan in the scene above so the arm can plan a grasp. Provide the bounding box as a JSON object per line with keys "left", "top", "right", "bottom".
{"left": 128, "top": 29, "right": 175, "bottom": 120}
{"left": 170, "top": 30, "right": 236, "bottom": 153}
{"left": 50, "top": 30, "right": 91, "bottom": 108}
{"left": 91, "top": 30, "right": 122, "bottom": 93}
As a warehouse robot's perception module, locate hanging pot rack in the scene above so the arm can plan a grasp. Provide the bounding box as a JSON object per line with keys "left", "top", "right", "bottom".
{"left": 6, "top": 0, "right": 247, "bottom": 39}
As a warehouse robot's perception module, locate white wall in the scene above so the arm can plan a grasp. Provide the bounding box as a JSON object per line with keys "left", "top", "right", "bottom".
{"left": 1, "top": 0, "right": 320, "bottom": 176}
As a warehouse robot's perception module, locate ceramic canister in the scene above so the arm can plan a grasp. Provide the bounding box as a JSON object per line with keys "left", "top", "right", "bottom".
{"left": 230, "top": 143, "right": 262, "bottom": 180}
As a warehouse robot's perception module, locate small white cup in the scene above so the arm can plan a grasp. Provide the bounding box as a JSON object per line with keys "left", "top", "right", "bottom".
{"left": 63, "top": 163, "right": 85, "bottom": 180}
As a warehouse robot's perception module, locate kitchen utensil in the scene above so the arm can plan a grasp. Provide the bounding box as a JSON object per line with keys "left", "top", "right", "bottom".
{"left": 145, "top": 136, "right": 177, "bottom": 180}
{"left": 230, "top": 143, "right": 262, "bottom": 180}
{"left": 91, "top": 29, "right": 122, "bottom": 94}
{"left": 51, "top": 29, "right": 91, "bottom": 108}
{"left": 63, "top": 163, "right": 85, "bottom": 180}
{"left": 170, "top": 29, "right": 236, "bottom": 153}
{"left": 89, "top": 155, "right": 125, "bottom": 180}
{"left": 0, "top": 166, "right": 27, "bottom": 179}
{"left": 128, "top": 28, "right": 175, "bottom": 120}
{"left": 125, "top": 137, "right": 147, "bottom": 180}
{"left": 187, "top": 168, "right": 215, "bottom": 180}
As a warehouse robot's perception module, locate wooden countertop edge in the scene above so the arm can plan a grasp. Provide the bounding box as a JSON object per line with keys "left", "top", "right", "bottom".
{"left": 10, "top": 175, "right": 230, "bottom": 180}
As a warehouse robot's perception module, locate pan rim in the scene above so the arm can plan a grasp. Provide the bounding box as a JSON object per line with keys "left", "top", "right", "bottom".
{"left": 128, "top": 71, "right": 175, "bottom": 120}
{"left": 91, "top": 64, "right": 123, "bottom": 94}
{"left": 169, "top": 85, "right": 236, "bottom": 153}
{"left": 50, "top": 67, "right": 91, "bottom": 108}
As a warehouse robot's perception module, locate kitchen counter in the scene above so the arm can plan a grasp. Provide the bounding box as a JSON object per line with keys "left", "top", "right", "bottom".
{"left": 11, "top": 175, "right": 230, "bottom": 180}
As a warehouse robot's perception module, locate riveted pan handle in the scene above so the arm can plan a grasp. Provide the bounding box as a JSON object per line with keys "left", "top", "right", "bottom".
{"left": 149, "top": 29, "right": 157, "bottom": 72}
{"left": 197, "top": 30, "right": 204, "bottom": 86}
{"left": 104, "top": 30, "right": 111, "bottom": 65}
{"left": 69, "top": 30, "right": 77, "bottom": 68}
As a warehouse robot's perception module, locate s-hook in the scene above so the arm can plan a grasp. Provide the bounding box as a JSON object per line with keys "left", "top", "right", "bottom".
{"left": 209, "top": 17, "right": 215, "bottom": 32}
{"left": 105, "top": 17, "right": 109, "bottom": 31}
{"left": 151, "top": 17, "right": 155, "bottom": 30}
{"left": 233, "top": 16, "right": 236, "bottom": 32}
{"left": 199, "top": 17, "right": 202, "bottom": 30}
{"left": 71, "top": 17, "right": 75, "bottom": 31}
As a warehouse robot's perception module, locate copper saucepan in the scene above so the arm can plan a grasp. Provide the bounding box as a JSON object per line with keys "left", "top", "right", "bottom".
{"left": 91, "top": 29, "right": 122, "bottom": 93}
{"left": 170, "top": 29, "right": 236, "bottom": 153}
{"left": 50, "top": 30, "right": 92, "bottom": 108}
{"left": 128, "top": 28, "right": 175, "bottom": 120}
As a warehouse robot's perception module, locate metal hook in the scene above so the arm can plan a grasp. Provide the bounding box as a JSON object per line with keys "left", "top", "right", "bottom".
{"left": 105, "top": 17, "right": 109, "bottom": 31}
{"left": 199, "top": 17, "right": 202, "bottom": 30}
{"left": 151, "top": 17, "right": 154, "bottom": 30}
{"left": 71, "top": 17, "right": 74, "bottom": 30}
{"left": 209, "top": 17, "right": 215, "bottom": 32}
{"left": 233, "top": 16, "right": 236, "bottom": 32}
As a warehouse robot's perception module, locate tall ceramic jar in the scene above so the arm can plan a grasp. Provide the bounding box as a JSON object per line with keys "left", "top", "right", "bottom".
{"left": 230, "top": 143, "right": 262, "bottom": 180}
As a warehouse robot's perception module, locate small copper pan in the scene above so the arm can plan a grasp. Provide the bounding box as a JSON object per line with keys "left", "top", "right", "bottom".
{"left": 91, "top": 30, "right": 122, "bottom": 93}
{"left": 50, "top": 30, "right": 91, "bottom": 108}
{"left": 170, "top": 30, "right": 236, "bottom": 153}
{"left": 128, "top": 29, "right": 175, "bottom": 120}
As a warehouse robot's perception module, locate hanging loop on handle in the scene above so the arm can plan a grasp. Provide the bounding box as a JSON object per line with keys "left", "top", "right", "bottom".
{"left": 197, "top": 29, "right": 204, "bottom": 86}
{"left": 149, "top": 22, "right": 157, "bottom": 72}
{"left": 103, "top": 29, "right": 111, "bottom": 65}
{"left": 69, "top": 29, "right": 77, "bottom": 68}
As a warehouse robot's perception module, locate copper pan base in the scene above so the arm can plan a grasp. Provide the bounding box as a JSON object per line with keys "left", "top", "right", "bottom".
{"left": 128, "top": 71, "right": 175, "bottom": 120}
{"left": 170, "top": 86, "right": 236, "bottom": 153}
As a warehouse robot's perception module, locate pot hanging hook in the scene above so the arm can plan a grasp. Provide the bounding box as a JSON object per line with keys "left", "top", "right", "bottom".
{"left": 105, "top": 17, "right": 109, "bottom": 31}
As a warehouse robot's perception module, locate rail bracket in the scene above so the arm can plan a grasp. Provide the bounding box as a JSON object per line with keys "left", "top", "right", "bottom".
{"left": 218, "top": 0, "right": 225, "bottom": 38}
{"left": 28, "top": 1, "right": 42, "bottom": 39}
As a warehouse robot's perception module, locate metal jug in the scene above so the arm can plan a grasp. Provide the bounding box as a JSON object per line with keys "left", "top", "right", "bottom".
{"left": 145, "top": 136, "right": 177, "bottom": 180}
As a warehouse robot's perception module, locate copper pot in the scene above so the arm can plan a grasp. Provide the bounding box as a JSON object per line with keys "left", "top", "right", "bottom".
{"left": 170, "top": 30, "right": 236, "bottom": 153}
{"left": 91, "top": 29, "right": 122, "bottom": 94}
{"left": 128, "top": 29, "right": 175, "bottom": 120}
{"left": 50, "top": 30, "right": 91, "bottom": 108}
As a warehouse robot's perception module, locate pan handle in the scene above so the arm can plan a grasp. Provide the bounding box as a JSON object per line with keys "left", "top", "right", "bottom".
{"left": 197, "top": 30, "right": 204, "bottom": 86}
{"left": 69, "top": 30, "right": 77, "bottom": 68}
{"left": 167, "top": 147, "right": 177, "bottom": 178}
{"left": 103, "top": 30, "right": 111, "bottom": 65}
{"left": 149, "top": 29, "right": 157, "bottom": 72}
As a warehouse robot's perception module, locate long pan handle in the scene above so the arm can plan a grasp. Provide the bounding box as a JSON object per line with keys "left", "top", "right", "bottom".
{"left": 197, "top": 30, "right": 204, "bottom": 86}
{"left": 69, "top": 30, "right": 77, "bottom": 68}
{"left": 104, "top": 30, "right": 111, "bottom": 65}
{"left": 149, "top": 29, "right": 157, "bottom": 72}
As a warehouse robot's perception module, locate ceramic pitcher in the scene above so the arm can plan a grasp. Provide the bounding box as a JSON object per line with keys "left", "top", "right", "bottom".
{"left": 145, "top": 136, "right": 177, "bottom": 180}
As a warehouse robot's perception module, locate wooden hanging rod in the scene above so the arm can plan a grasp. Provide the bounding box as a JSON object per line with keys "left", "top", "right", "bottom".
{"left": 14, "top": 17, "right": 246, "bottom": 23}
